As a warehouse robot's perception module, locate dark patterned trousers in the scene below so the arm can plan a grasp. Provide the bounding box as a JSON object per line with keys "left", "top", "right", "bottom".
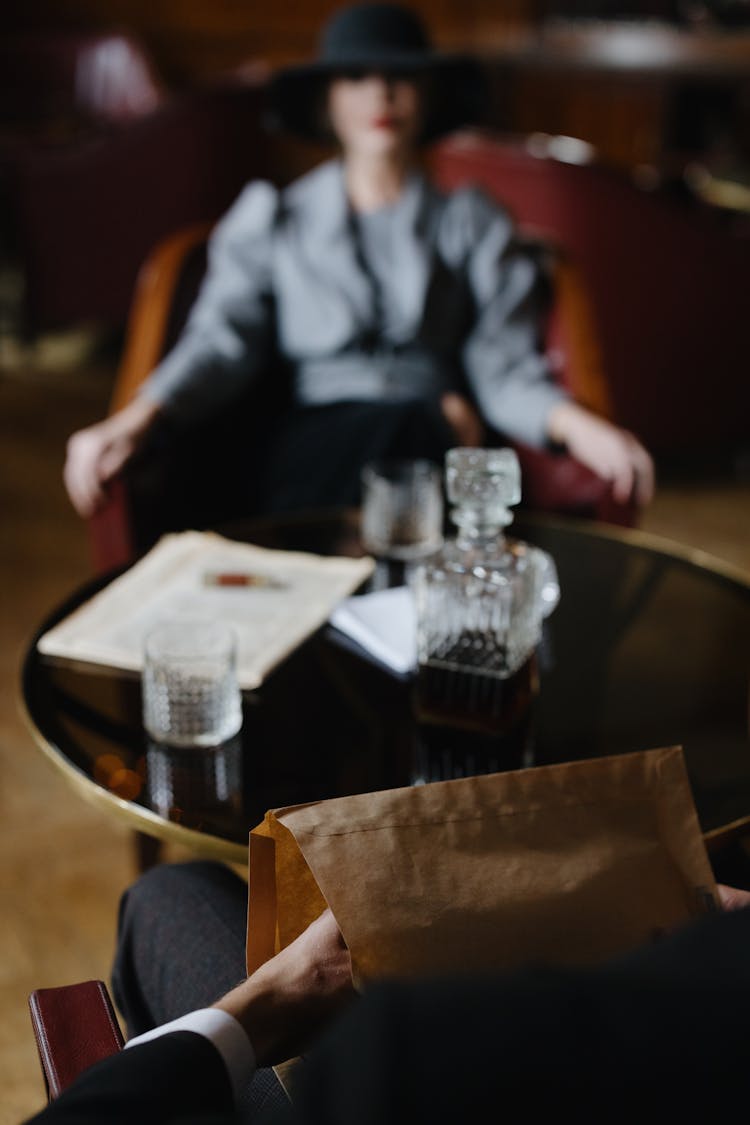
{"left": 112, "top": 860, "right": 287, "bottom": 1119}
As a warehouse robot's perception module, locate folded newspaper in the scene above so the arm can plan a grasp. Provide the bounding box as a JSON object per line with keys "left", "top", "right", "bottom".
{"left": 37, "top": 532, "right": 374, "bottom": 690}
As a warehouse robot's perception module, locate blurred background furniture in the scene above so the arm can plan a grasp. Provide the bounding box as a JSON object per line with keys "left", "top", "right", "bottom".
{"left": 9, "top": 6, "right": 750, "bottom": 177}
{"left": 0, "top": 30, "right": 269, "bottom": 337}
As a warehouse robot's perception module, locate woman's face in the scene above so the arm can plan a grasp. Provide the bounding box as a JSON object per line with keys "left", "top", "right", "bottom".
{"left": 327, "top": 71, "right": 423, "bottom": 160}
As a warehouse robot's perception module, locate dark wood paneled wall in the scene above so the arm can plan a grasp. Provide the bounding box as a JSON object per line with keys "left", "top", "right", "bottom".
{"left": 11, "top": 2, "right": 748, "bottom": 171}
{"left": 15, "top": 0, "right": 535, "bottom": 83}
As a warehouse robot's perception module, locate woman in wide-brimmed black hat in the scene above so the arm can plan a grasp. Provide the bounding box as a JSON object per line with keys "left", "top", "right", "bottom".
{"left": 64, "top": 2, "right": 653, "bottom": 520}
{"left": 267, "top": 1, "right": 483, "bottom": 143}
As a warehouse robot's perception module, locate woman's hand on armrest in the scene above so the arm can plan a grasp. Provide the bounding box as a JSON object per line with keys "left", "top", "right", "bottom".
{"left": 717, "top": 885, "right": 750, "bottom": 911}
{"left": 546, "top": 401, "right": 655, "bottom": 507}
{"left": 63, "top": 396, "right": 162, "bottom": 518}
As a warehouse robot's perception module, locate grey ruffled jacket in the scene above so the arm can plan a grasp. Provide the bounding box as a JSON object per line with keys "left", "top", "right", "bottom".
{"left": 142, "top": 159, "right": 568, "bottom": 448}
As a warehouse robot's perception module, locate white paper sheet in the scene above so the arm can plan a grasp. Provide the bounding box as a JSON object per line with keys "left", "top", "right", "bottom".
{"left": 329, "top": 586, "right": 417, "bottom": 674}
{"left": 38, "top": 531, "right": 374, "bottom": 690}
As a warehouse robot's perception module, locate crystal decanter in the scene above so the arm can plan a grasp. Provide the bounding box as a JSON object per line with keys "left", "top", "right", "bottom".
{"left": 411, "top": 447, "right": 559, "bottom": 768}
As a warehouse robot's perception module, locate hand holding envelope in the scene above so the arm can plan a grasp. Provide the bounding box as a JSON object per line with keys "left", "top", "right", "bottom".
{"left": 248, "top": 746, "right": 717, "bottom": 986}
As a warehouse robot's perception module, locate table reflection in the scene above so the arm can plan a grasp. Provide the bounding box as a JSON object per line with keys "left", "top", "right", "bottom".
{"left": 22, "top": 512, "right": 750, "bottom": 856}
{"left": 145, "top": 736, "right": 244, "bottom": 836}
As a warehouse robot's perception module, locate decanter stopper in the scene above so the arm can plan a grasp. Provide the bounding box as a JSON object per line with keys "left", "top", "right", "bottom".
{"left": 446, "top": 447, "right": 521, "bottom": 541}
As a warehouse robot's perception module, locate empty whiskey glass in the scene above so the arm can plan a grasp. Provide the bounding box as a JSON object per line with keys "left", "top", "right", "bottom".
{"left": 142, "top": 620, "right": 242, "bottom": 747}
{"left": 360, "top": 459, "right": 443, "bottom": 560}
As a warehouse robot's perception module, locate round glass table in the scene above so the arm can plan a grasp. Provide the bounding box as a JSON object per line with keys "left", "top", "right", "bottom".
{"left": 21, "top": 510, "right": 750, "bottom": 864}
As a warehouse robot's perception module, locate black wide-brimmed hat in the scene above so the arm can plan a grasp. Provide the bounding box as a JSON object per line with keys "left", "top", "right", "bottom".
{"left": 267, "top": 3, "right": 485, "bottom": 142}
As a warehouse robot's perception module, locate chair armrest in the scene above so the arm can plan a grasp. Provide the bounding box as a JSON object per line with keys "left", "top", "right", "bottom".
{"left": 88, "top": 223, "right": 211, "bottom": 572}
{"left": 514, "top": 443, "right": 638, "bottom": 527}
{"left": 29, "top": 980, "right": 125, "bottom": 1101}
{"left": 87, "top": 475, "right": 136, "bottom": 572}
{"left": 544, "top": 250, "right": 613, "bottom": 420}
{"left": 112, "top": 222, "right": 212, "bottom": 413}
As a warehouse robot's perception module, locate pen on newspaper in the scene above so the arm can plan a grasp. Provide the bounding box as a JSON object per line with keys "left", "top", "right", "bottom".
{"left": 203, "top": 571, "right": 286, "bottom": 589}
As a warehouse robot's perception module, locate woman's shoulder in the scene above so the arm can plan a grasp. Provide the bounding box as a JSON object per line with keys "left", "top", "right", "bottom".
{"left": 430, "top": 179, "right": 516, "bottom": 261}
{"left": 214, "top": 162, "right": 338, "bottom": 238}
{"left": 437, "top": 180, "right": 515, "bottom": 236}
{"left": 279, "top": 161, "right": 347, "bottom": 230}
{"left": 209, "top": 161, "right": 367, "bottom": 262}
{"left": 282, "top": 160, "right": 341, "bottom": 204}
{"left": 212, "top": 180, "right": 281, "bottom": 249}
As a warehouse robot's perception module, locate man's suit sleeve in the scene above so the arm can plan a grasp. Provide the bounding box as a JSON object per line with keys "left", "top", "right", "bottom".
{"left": 24, "top": 1031, "right": 236, "bottom": 1125}
{"left": 294, "top": 908, "right": 750, "bottom": 1125}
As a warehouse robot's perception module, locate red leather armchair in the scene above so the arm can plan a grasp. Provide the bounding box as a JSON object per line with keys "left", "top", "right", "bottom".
{"left": 29, "top": 980, "right": 124, "bottom": 1102}
{"left": 0, "top": 31, "right": 269, "bottom": 337}
{"left": 429, "top": 131, "right": 750, "bottom": 460}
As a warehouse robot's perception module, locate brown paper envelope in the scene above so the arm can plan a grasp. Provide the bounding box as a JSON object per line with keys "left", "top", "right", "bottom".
{"left": 247, "top": 746, "right": 716, "bottom": 982}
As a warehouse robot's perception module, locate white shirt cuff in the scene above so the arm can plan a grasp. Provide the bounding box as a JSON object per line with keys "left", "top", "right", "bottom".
{"left": 126, "top": 1008, "right": 256, "bottom": 1103}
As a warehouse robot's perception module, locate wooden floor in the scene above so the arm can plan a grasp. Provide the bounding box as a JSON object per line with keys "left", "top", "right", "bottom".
{"left": 1, "top": 355, "right": 749, "bottom": 1123}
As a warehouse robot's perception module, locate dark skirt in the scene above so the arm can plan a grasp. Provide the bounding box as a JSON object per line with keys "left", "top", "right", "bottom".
{"left": 256, "top": 398, "right": 454, "bottom": 512}
{"left": 125, "top": 396, "right": 455, "bottom": 552}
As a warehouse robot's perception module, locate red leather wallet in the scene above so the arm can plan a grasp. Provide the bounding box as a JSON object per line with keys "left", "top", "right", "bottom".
{"left": 29, "top": 980, "right": 125, "bottom": 1100}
